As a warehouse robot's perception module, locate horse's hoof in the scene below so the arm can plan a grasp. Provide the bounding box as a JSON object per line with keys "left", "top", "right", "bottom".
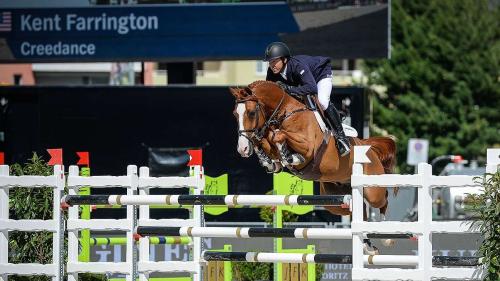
{"left": 363, "top": 243, "right": 380, "bottom": 255}
{"left": 382, "top": 239, "right": 395, "bottom": 247}
{"left": 272, "top": 162, "right": 283, "bottom": 173}
{"left": 259, "top": 161, "right": 275, "bottom": 173}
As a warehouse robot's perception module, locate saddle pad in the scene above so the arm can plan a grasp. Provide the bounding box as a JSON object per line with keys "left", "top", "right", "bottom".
{"left": 313, "top": 110, "right": 358, "bottom": 138}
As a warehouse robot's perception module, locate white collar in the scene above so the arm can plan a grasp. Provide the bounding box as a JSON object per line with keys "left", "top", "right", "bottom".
{"left": 280, "top": 64, "right": 287, "bottom": 80}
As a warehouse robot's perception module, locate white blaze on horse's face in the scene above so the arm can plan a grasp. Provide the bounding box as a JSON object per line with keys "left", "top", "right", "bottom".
{"left": 236, "top": 103, "right": 253, "bottom": 157}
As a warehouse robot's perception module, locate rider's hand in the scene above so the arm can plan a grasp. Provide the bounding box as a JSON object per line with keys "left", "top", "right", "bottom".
{"left": 276, "top": 81, "right": 292, "bottom": 94}
{"left": 276, "top": 81, "right": 300, "bottom": 99}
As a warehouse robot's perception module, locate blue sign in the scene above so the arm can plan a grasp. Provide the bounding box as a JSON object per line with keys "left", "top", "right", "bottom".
{"left": 0, "top": 3, "right": 299, "bottom": 62}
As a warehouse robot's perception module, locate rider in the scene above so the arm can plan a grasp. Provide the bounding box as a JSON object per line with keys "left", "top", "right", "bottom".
{"left": 264, "top": 41, "right": 351, "bottom": 157}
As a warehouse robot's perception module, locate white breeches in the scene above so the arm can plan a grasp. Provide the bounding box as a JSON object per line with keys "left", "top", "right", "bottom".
{"left": 317, "top": 76, "right": 333, "bottom": 110}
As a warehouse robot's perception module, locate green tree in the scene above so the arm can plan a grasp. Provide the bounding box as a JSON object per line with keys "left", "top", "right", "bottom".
{"left": 364, "top": 0, "right": 499, "bottom": 172}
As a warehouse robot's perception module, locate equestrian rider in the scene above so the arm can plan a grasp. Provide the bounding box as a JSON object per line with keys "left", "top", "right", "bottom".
{"left": 264, "top": 41, "right": 351, "bottom": 157}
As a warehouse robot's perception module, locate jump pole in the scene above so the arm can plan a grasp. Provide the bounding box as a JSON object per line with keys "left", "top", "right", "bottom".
{"left": 203, "top": 252, "right": 482, "bottom": 267}
{"left": 62, "top": 194, "right": 351, "bottom": 207}
{"left": 135, "top": 226, "right": 416, "bottom": 240}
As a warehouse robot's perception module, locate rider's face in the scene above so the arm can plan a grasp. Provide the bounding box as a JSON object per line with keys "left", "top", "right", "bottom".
{"left": 269, "top": 58, "right": 286, "bottom": 74}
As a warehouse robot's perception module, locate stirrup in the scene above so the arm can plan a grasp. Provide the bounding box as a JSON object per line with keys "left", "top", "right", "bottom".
{"left": 336, "top": 138, "right": 351, "bottom": 157}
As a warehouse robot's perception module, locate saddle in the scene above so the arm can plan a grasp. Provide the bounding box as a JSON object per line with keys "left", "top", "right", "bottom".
{"left": 300, "top": 95, "right": 358, "bottom": 137}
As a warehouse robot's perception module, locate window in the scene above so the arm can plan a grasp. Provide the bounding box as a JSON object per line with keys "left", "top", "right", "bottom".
{"left": 256, "top": 61, "right": 268, "bottom": 76}
{"left": 13, "top": 74, "right": 22, "bottom": 85}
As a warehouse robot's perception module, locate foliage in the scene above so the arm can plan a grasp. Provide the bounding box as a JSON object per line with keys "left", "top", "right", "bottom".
{"left": 364, "top": 0, "right": 500, "bottom": 172}
{"left": 8, "top": 153, "right": 53, "bottom": 281}
{"left": 467, "top": 170, "right": 500, "bottom": 280}
{"left": 233, "top": 261, "right": 272, "bottom": 281}
{"left": 256, "top": 191, "right": 324, "bottom": 281}
{"left": 259, "top": 190, "right": 299, "bottom": 224}
{"left": 259, "top": 206, "right": 298, "bottom": 225}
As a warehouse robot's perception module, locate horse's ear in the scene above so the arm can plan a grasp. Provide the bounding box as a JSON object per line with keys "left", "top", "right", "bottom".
{"left": 244, "top": 87, "right": 253, "bottom": 96}
{"left": 229, "top": 87, "right": 243, "bottom": 99}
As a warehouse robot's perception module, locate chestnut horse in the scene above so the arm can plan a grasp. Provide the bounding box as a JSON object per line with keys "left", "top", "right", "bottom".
{"left": 230, "top": 81, "right": 397, "bottom": 220}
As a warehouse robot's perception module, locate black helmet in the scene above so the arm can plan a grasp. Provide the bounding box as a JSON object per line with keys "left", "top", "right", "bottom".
{"left": 264, "top": 42, "right": 291, "bottom": 62}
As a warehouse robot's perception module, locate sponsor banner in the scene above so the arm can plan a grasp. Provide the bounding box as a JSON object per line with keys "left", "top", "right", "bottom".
{"left": 0, "top": 3, "right": 298, "bottom": 62}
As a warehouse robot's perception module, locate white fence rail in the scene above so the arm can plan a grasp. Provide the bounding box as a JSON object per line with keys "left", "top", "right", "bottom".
{"left": 0, "top": 148, "right": 498, "bottom": 281}
{"left": 350, "top": 147, "right": 499, "bottom": 281}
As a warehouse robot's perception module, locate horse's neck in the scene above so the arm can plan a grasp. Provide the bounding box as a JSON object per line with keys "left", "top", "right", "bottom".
{"left": 260, "top": 93, "right": 299, "bottom": 115}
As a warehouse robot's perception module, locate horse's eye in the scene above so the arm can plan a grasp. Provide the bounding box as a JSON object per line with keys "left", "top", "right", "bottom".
{"left": 248, "top": 111, "right": 257, "bottom": 118}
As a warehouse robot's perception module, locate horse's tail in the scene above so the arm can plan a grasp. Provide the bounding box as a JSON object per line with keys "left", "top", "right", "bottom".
{"left": 363, "top": 136, "right": 398, "bottom": 196}
{"left": 365, "top": 136, "right": 397, "bottom": 174}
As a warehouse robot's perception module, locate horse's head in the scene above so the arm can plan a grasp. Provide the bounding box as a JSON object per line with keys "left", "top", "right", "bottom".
{"left": 229, "top": 86, "right": 267, "bottom": 157}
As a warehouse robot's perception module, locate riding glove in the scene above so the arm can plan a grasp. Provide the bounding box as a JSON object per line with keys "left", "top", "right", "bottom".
{"left": 276, "top": 81, "right": 301, "bottom": 99}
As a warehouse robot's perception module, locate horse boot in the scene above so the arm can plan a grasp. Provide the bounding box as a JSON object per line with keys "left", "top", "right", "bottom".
{"left": 255, "top": 147, "right": 280, "bottom": 173}
{"left": 278, "top": 142, "right": 305, "bottom": 166}
{"left": 324, "top": 103, "right": 351, "bottom": 157}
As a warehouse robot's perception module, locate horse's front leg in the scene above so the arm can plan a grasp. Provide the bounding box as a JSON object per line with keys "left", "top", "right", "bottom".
{"left": 255, "top": 137, "right": 282, "bottom": 173}
{"left": 254, "top": 145, "right": 282, "bottom": 173}
{"left": 272, "top": 130, "right": 305, "bottom": 166}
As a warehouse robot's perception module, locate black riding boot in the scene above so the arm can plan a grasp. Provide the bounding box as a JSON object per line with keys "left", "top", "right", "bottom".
{"left": 324, "top": 103, "right": 351, "bottom": 157}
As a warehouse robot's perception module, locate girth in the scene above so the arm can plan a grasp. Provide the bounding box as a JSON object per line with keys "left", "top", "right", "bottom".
{"left": 287, "top": 130, "right": 331, "bottom": 181}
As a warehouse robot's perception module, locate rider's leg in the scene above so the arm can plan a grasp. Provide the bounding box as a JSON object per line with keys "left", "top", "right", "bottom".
{"left": 317, "top": 77, "right": 332, "bottom": 111}
{"left": 317, "top": 78, "right": 351, "bottom": 157}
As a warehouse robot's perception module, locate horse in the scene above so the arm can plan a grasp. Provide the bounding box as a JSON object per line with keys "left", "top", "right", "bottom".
{"left": 229, "top": 81, "right": 397, "bottom": 222}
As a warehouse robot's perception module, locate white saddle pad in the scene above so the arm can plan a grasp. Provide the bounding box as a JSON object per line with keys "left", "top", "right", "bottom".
{"left": 313, "top": 111, "right": 358, "bottom": 138}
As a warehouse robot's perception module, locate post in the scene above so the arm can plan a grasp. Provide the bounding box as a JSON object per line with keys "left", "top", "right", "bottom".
{"left": 126, "top": 165, "right": 138, "bottom": 281}
{"left": 67, "top": 166, "right": 80, "bottom": 281}
{"left": 138, "top": 166, "right": 151, "bottom": 281}
{"left": 0, "top": 165, "right": 9, "bottom": 281}
{"left": 53, "top": 165, "right": 64, "bottom": 281}
{"left": 191, "top": 165, "right": 204, "bottom": 281}
{"left": 417, "top": 163, "right": 433, "bottom": 281}
{"left": 78, "top": 167, "right": 91, "bottom": 263}
{"left": 351, "top": 163, "right": 365, "bottom": 280}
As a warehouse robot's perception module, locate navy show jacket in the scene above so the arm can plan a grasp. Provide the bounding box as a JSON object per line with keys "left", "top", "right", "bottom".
{"left": 266, "top": 55, "right": 332, "bottom": 96}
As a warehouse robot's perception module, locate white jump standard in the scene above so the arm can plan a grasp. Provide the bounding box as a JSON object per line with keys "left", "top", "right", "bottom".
{"left": 136, "top": 226, "right": 416, "bottom": 240}
{"left": 61, "top": 194, "right": 350, "bottom": 207}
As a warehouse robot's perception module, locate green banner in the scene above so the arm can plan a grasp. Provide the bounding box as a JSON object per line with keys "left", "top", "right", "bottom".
{"left": 204, "top": 174, "right": 228, "bottom": 215}
{"left": 273, "top": 172, "right": 313, "bottom": 215}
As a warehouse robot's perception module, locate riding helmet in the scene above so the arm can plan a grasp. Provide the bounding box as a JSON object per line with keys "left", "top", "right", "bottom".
{"left": 264, "top": 42, "right": 291, "bottom": 61}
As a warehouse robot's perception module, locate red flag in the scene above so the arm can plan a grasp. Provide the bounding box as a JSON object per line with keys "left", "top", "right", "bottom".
{"left": 76, "top": 152, "right": 90, "bottom": 166}
{"left": 0, "top": 152, "right": 4, "bottom": 165}
{"left": 187, "top": 149, "right": 202, "bottom": 166}
{"left": 47, "top": 148, "right": 63, "bottom": 166}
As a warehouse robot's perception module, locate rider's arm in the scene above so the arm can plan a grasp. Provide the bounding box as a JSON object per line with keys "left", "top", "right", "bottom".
{"left": 288, "top": 63, "right": 317, "bottom": 95}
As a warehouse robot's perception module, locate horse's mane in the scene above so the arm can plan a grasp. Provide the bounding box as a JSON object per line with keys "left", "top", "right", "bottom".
{"left": 248, "top": 80, "right": 276, "bottom": 90}
{"left": 246, "top": 80, "right": 282, "bottom": 99}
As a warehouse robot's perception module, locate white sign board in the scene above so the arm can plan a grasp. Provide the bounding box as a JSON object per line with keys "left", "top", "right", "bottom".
{"left": 407, "top": 138, "right": 429, "bottom": 165}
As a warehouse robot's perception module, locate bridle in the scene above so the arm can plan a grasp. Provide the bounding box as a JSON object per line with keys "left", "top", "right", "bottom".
{"left": 236, "top": 85, "right": 311, "bottom": 150}
{"left": 236, "top": 91, "right": 287, "bottom": 144}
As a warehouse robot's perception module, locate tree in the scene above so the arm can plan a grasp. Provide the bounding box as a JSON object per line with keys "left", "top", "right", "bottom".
{"left": 364, "top": 0, "right": 499, "bottom": 172}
